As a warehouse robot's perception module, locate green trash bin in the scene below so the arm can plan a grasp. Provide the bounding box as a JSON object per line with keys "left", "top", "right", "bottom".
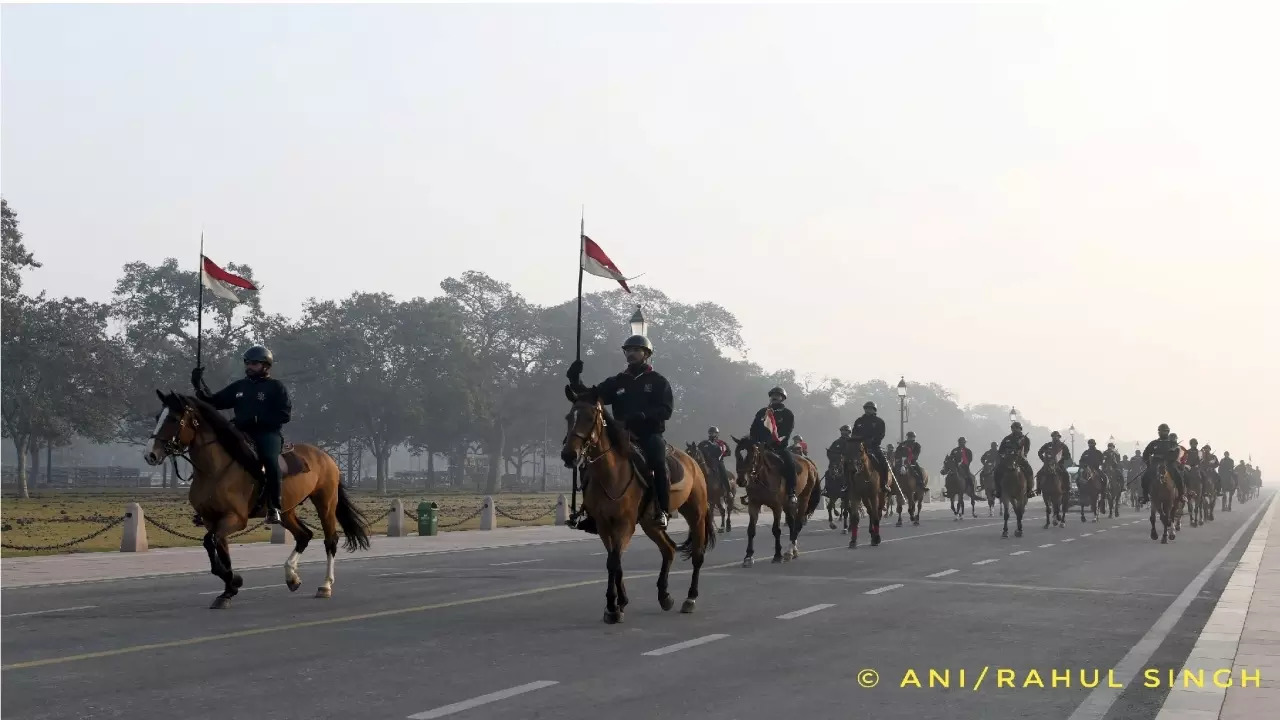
{"left": 418, "top": 501, "right": 438, "bottom": 536}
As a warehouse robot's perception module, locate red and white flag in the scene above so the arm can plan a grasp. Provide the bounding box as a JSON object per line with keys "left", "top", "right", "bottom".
{"left": 763, "top": 408, "right": 780, "bottom": 442}
{"left": 201, "top": 255, "right": 257, "bottom": 302}
{"left": 580, "top": 235, "right": 631, "bottom": 293}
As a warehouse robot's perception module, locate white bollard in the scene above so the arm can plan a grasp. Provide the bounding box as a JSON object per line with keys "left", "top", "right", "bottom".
{"left": 479, "top": 496, "right": 496, "bottom": 530}
{"left": 119, "top": 502, "right": 148, "bottom": 553}
{"left": 387, "top": 499, "right": 406, "bottom": 537}
{"left": 555, "top": 493, "right": 568, "bottom": 526}
{"left": 271, "top": 523, "right": 289, "bottom": 544}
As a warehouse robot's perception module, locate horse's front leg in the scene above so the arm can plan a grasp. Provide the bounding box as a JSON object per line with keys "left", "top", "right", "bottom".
{"left": 743, "top": 503, "right": 760, "bottom": 567}
{"left": 771, "top": 505, "right": 784, "bottom": 563}
{"left": 603, "top": 546, "right": 623, "bottom": 623}
{"left": 208, "top": 531, "right": 243, "bottom": 610}
{"left": 640, "top": 521, "right": 674, "bottom": 611}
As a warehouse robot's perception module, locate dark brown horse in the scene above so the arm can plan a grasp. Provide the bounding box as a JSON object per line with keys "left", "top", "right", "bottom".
{"left": 979, "top": 463, "right": 998, "bottom": 516}
{"left": 144, "top": 391, "right": 372, "bottom": 608}
{"left": 562, "top": 394, "right": 715, "bottom": 623}
{"left": 691, "top": 441, "right": 735, "bottom": 534}
{"left": 1077, "top": 465, "right": 1104, "bottom": 523}
{"left": 837, "top": 438, "right": 885, "bottom": 548}
{"left": 1220, "top": 468, "right": 1237, "bottom": 512}
{"left": 1149, "top": 459, "right": 1179, "bottom": 543}
{"left": 1038, "top": 458, "right": 1068, "bottom": 529}
{"left": 996, "top": 454, "right": 1031, "bottom": 538}
{"left": 892, "top": 456, "right": 923, "bottom": 526}
{"left": 1104, "top": 463, "right": 1124, "bottom": 518}
{"left": 940, "top": 456, "right": 972, "bottom": 521}
{"left": 731, "top": 436, "right": 818, "bottom": 566}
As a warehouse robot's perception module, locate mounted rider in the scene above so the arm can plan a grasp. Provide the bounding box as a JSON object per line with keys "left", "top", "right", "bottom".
{"left": 848, "top": 401, "right": 892, "bottom": 494}
{"left": 1185, "top": 438, "right": 1201, "bottom": 473}
{"left": 790, "top": 435, "right": 809, "bottom": 457}
{"left": 944, "top": 437, "right": 982, "bottom": 499}
{"left": 1219, "top": 451, "right": 1235, "bottom": 485}
{"left": 697, "top": 426, "right": 732, "bottom": 496}
{"left": 1077, "top": 439, "right": 1104, "bottom": 492}
{"left": 566, "top": 333, "right": 675, "bottom": 529}
{"left": 1036, "top": 431, "right": 1073, "bottom": 497}
{"left": 749, "top": 386, "right": 799, "bottom": 507}
{"left": 1102, "top": 442, "right": 1123, "bottom": 470}
{"left": 995, "top": 422, "right": 1034, "bottom": 498}
{"left": 1140, "top": 423, "right": 1184, "bottom": 503}
{"left": 894, "top": 431, "right": 925, "bottom": 492}
{"left": 190, "top": 345, "right": 292, "bottom": 525}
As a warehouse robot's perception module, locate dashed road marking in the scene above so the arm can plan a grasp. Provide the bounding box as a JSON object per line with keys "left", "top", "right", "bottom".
{"left": 490, "top": 559, "right": 543, "bottom": 566}
{"left": 1040, "top": 543, "right": 1055, "bottom": 548}
{"left": 865, "top": 584, "right": 904, "bottom": 595}
{"left": 642, "top": 634, "right": 730, "bottom": 656}
{"left": 2, "top": 605, "right": 97, "bottom": 619}
{"left": 776, "top": 604, "right": 835, "bottom": 620}
{"left": 1063, "top": 538, "right": 1076, "bottom": 543}
{"left": 407, "top": 680, "right": 559, "bottom": 719}
{"left": 926, "top": 569, "right": 958, "bottom": 578}
{"left": 973, "top": 559, "right": 999, "bottom": 565}
{"left": 1010, "top": 551, "right": 1030, "bottom": 556}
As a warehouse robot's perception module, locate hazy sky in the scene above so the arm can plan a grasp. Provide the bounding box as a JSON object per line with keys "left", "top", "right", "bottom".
{"left": 2, "top": 2, "right": 1276, "bottom": 470}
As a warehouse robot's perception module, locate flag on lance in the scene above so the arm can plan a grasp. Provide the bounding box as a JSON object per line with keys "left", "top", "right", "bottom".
{"left": 763, "top": 408, "right": 780, "bottom": 442}
{"left": 201, "top": 255, "right": 257, "bottom": 302}
{"left": 580, "top": 235, "right": 631, "bottom": 293}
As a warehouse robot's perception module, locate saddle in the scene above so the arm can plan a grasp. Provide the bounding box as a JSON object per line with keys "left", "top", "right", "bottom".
{"left": 627, "top": 441, "right": 686, "bottom": 490}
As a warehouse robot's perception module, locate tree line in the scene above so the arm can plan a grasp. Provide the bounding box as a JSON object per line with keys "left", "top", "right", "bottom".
{"left": 2, "top": 197, "right": 1113, "bottom": 499}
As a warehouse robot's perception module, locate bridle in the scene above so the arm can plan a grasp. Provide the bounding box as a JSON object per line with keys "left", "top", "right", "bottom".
{"left": 150, "top": 404, "right": 215, "bottom": 483}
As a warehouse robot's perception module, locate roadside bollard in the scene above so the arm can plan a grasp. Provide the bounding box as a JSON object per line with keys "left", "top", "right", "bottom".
{"left": 271, "top": 523, "right": 289, "bottom": 544}
{"left": 120, "top": 502, "right": 148, "bottom": 553}
{"left": 480, "top": 496, "right": 496, "bottom": 530}
{"left": 555, "top": 493, "right": 568, "bottom": 526}
{"left": 418, "top": 501, "right": 438, "bottom": 536}
{"left": 388, "top": 499, "right": 406, "bottom": 537}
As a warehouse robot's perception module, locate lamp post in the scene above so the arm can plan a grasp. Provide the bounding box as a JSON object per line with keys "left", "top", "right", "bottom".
{"left": 1010, "top": 407, "right": 1018, "bottom": 423}
{"left": 629, "top": 305, "right": 648, "bottom": 337}
{"left": 897, "top": 376, "right": 908, "bottom": 444}
{"left": 1069, "top": 423, "right": 1076, "bottom": 458}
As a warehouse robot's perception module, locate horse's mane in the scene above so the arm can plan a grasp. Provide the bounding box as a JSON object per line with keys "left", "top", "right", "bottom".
{"left": 585, "top": 401, "right": 630, "bottom": 452}
{"left": 177, "top": 393, "right": 264, "bottom": 476}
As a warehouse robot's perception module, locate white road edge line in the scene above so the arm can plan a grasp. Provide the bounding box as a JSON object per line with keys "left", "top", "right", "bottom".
{"left": 1066, "top": 491, "right": 1274, "bottom": 720}
{"left": 2, "top": 605, "right": 97, "bottom": 619}
{"left": 972, "top": 559, "right": 999, "bottom": 565}
{"left": 490, "top": 559, "right": 543, "bottom": 566}
{"left": 198, "top": 585, "right": 281, "bottom": 596}
{"left": 926, "top": 569, "right": 958, "bottom": 578}
{"left": 407, "top": 680, "right": 559, "bottom": 719}
{"left": 864, "top": 584, "right": 904, "bottom": 595}
{"left": 776, "top": 604, "right": 835, "bottom": 620}
{"left": 642, "top": 634, "right": 730, "bottom": 656}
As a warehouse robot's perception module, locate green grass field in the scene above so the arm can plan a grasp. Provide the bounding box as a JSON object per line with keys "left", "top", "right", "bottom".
{"left": 0, "top": 489, "right": 563, "bottom": 557}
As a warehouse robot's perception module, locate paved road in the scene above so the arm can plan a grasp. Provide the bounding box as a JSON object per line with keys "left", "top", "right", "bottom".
{"left": 2, "top": 495, "right": 1272, "bottom": 720}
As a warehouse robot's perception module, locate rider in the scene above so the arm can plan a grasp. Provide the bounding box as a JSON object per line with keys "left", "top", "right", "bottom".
{"left": 1036, "top": 430, "right": 1073, "bottom": 497}
{"left": 697, "top": 427, "right": 732, "bottom": 496}
{"left": 894, "top": 431, "right": 925, "bottom": 492}
{"left": 1140, "top": 423, "right": 1184, "bottom": 503}
{"left": 191, "top": 345, "right": 293, "bottom": 525}
{"left": 749, "top": 386, "right": 798, "bottom": 507}
{"left": 1103, "top": 442, "right": 1123, "bottom": 470}
{"left": 1185, "top": 438, "right": 1201, "bottom": 472}
{"left": 944, "top": 437, "right": 981, "bottom": 499}
{"left": 979, "top": 441, "right": 999, "bottom": 488}
{"left": 1078, "top": 439, "right": 1104, "bottom": 492}
{"left": 566, "top": 333, "right": 675, "bottom": 529}
{"left": 849, "top": 401, "right": 892, "bottom": 494}
{"left": 995, "top": 421, "right": 1034, "bottom": 499}
{"left": 1220, "top": 451, "right": 1236, "bottom": 486}
{"left": 790, "top": 435, "right": 809, "bottom": 457}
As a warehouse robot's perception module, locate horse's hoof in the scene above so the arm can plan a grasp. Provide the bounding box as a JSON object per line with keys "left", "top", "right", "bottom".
{"left": 742, "top": 557, "right": 754, "bottom": 568}
{"left": 828, "top": 522, "right": 836, "bottom": 530}
{"left": 209, "top": 596, "right": 231, "bottom": 610}
{"left": 680, "top": 599, "right": 696, "bottom": 614}
{"left": 315, "top": 587, "right": 332, "bottom": 599}
{"left": 1151, "top": 530, "right": 1159, "bottom": 540}
{"left": 913, "top": 520, "right": 920, "bottom": 526}
{"left": 1015, "top": 529, "right": 1023, "bottom": 538}
{"left": 286, "top": 578, "right": 301, "bottom": 592}
{"left": 660, "top": 594, "right": 675, "bottom": 612}
{"left": 896, "top": 520, "right": 903, "bottom": 527}
{"left": 871, "top": 537, "right": 881, "bottom": 547}
{"left": 772, "top": 555, "right": 783, "bottom": 564}
{"left": 1161, "top": 537, "right": 1168, "bottom": 544}
{"left": 1002, "top": 530, "right": 1009, "bottom": 538}
{"left": 848, "top": 539, "right": 857, "bottom": 548}
{"left": 603, "top": 610, "right": 621, "bottom": 624}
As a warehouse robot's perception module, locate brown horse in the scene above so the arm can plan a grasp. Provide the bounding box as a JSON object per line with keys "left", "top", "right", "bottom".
{"left": 144, "top": 391, "right": 372, "bottom": 608}
{"left": 731, "top": 436, "right": 818, "bottom": 566}
{"left": 1077, "top": 465, "right": 1105, "bottom": 523}
{"left": 1149, "top": 459, "right": 1179, "bottom": 543}
{"left": 1220, "top": 468, "right": 1237, "bottom": 512}
{"left": 691, "top": 441, "right": 735, "bottom": 534}
{"left": 837, "top": 438, "right": 885, "bottom": 548}
{"left": 1198, "top": 464, "right": 1218, "bottom": 523}
{"left": 1180, "top": 464, "right": 1205, "bottom": 528}
{"left": 940, "top": 457, "right": 971, "bottom": 521}
{"left": 891, "top": 457, "right": 923, "bottom": 527}
{"left": 562, "top": 394, "right": 715, "bottom": 623}
{"left": 1038, "top": 459, "right": 1068, "bottom": 529}
{"left": 979, "top": 463, "right": 998, "bottom": 516}
{"left": 1104, "top": 464, "right": 1124, "bottom": 518}
{"left": 996, "top": 454, "right": 1031, "bottom": 538}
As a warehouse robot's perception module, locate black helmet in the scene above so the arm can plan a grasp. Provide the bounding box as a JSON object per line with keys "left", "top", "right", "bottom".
{"left": 863, "top": 401, "right": 877, "bottom": 413}
{"left": 906, "top": 431, "right": 916, "bottom": 439}
{"left": 1107, "top": 441, "right": 1115, "bottom": 448}
{"left": 1051, "top": 430, "right": 1061, "bottom": 439}
{"left": 1203, "top": 444, "right": 1212, "bottom": 451}
{"left": 1189, "top": 438, "right": 1198, "bottom": 445}
{"left": 839, "top": 424, "right": 851, "bottom": 433}
{"left": 243, "top": 345, "right": 273, "bottom": 365}
{"left": 958, "top": 437, "right": 967, "bottom": 444}
{"left": 1169, "top": 432, "right": 1179, "bottom": 442}
{"left": 621, "top": 335, "right": 653, "bottom": 353}
{"left": 708, "top": 426, "right": 719, "bottom": 434}
{"left": 768, "top": 386, "right": 787, "bottom": 400}
{"left": 1158, "top": 423, "right": 1170, "bottom": 433}
{"left": 1088, "top": 438, "right": 1097, "bottom": 446}
{"left": 990, "top": 441, "right": 998, "bottom": 448}
{"left": 1011, "top": 421, "right": 1023, "bottom": 431}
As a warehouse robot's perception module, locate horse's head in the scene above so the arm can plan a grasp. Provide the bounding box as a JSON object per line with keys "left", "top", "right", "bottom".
{"left": 144, "top": 390, "right": 201, "bottom": 466}
{"left": 730, "top": 435, "right": 763, "bottom": 485}
{"left": 839, "top": 437, "right": 870, "bottom": 476}
{"left": 685, "top": 441, "right": 708, "bottom": 471}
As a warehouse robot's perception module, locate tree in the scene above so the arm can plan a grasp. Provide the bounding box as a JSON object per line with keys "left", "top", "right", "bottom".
{"left": 1, "top": 198, "right": 41, "bottom": 302}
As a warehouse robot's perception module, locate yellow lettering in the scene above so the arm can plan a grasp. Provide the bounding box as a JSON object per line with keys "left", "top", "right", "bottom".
{"left": 928, "top": 669, "right": 948, "bottom": 688}
{"left": 1080, "top": 669, "right": 1100, "bottom": 688}
{"left": 1168, "top": 668, "right": 1175, "bottom": 687}
{"left": 1052, "top": 669, "right": 1071, "bottom": 688}
{"left": 1144, "top": 669, "right": 1161, "bottom": 688}
{"left": 900, "top": 669, "right": 922, "bottom": 688}
{"left": 1108, "top": 670, "right": 1123, "bottom": 688}
{"left": 997, "top": 669, "right": 1015, "bottom": 688}
{"left": 1213, "top": 669, "right": 1232, "bottom": 688}
{"left": 1182, "top": 669, "right": 1204, "bottom": 689}
{"left": 1023, "top": 669, "right": 1045, "bottom": 688}
{"left": 959, "top": 668, "right": 966, "bottom": 687}
{"left": 1241, "top": 669, "right": 1261, "bottom": 688}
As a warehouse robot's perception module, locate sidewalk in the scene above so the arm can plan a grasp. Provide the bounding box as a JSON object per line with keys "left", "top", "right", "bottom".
{"left": 1155, "top": 491, "right": 1279, "bottom": 720}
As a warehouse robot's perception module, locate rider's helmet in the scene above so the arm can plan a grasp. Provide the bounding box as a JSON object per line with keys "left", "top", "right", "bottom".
{"left": 1158, "top": 423, "right": 1170, "bottom": 435}
{"left": 957, "top": 437, "right": 967, "bottom": 445}
{"left": 1203, "top": 444, "right": 1212, "bottom": 452}
{"left": 839, "top": 424, "right": 851, "bottom": 434}
{"left": 1051, "top": 430, "right": 1062, "bottom": 440}
{"left": 1088, "top": 438, "right": 1097, "bottom": 446}
{"left": 863, "top": 401, "right": 877, "bottom": 414}
{"left": 708, "top": 426, "right": 720, "bottom": 435}
{"left": 243, "top": 345, "right": 273, "bottom": 366}
{"left": 1011, "top": 421, "right": 1023, "bottom": 432}
{"left": 768, "top": 386, "right": 787, "bottom": 401}
{"left": 1107, "top": 441, "right": 1116, "bottom": 448}
{"left": 621, "top": 335, "right": 653, "bottom": 354}
{"left": 1189, "top": 438, "right": 1199, "bottom": 446}
{"left": 906, "top": 431, "right": 916, "bottom": 440}
{"left": 793, "top": 435, "right": 804, "bottom": 443}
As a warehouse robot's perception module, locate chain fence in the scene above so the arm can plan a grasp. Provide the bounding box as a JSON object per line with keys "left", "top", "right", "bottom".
{"left": 0, "top": 515, "right": 127, "bottom": 552}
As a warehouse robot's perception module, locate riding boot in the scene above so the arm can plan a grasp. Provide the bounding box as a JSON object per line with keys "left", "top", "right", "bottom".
{"left": 1141, "top": 472, "right": 1151, "bottom": 503}
{"left": 640, "top": 434, "right": 670, "bottom": 528}
{"left": 576, "top": 510, "right": 598, "bottom": 534}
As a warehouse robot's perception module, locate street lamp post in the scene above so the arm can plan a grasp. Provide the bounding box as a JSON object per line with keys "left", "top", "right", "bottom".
{"left": 1069, "top": 423, "right": 1076, "bottom": 458}
{"left": 1010, "top": 407, "right": 1018, "bottom": 423}
{"left": 629, "top": 305, "right": 648, "bottom": 337}
{"left": 897, "top": 376, "right": 908, "bottom": 444}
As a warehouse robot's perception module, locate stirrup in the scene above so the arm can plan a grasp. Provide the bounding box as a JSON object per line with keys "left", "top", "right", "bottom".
{"left": 264, "top": 508, "right": 282, "bottom": 525}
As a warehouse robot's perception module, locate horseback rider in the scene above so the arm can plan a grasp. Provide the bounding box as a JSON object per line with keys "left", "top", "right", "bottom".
{"left": 828, "top": 425, "right": 852, "bottom": 458}
{"left": 995, "top": 422, "right": 1034, "bottom": 499}
{"left": 790, "top": 435, "right": 809, "bottom": 457}
{"left": 1140, "top": 423, "right": 1184, "bottom": 503}
{"left": 190, "top": 345, "right": 292, "bottom": 525}
{"left": 848, "top": 402, "right": 892, "bottom": 494}
{"left": 894, "top": 431, "right": 925, "bottom": 492}
{"left": 1185, "top": 438, "right": 1201, "bottom": 471}
{"left": 1036, "top": 431, "right": 1073, "bottom": 497}
{"left": 944, "top": 437, "right": 981, "bottom": 499}
{"left": 1103, "top": 442, "right": 1123, "bottom": 470}
{"left": 566, "top": 333, "right": 675, "bottom": 529}
{"left": 698, "top": 426, "right": 732, "bottom": 494}
{"left": 749, "top": 386, "right": 799, "bottom": 507}
{"left": 1219, "top": 451, "right": 1235, "bottom": 485}
{"left": 1078, "top": 439, "right": 1104, "bottom": 492}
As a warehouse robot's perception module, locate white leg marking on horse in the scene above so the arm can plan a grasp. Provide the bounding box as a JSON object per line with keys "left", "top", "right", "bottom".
{"left": 322, "top": 554, "right": 336, "bottom": 590}
{"left": 285, "top": 549, "right": 301, "bottom": 584}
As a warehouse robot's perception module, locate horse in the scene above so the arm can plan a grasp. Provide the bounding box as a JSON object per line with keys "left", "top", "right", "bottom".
{"left": 692, "top": 441, "right": 735, "bottom": 534}
{"left": 1077, "top": 465, "right": 1105, "bottom": 523}
{"left": 731, "top": 436, "right": 818, "bottom": 566}
{"left": 143, "top": 391, "right": 372, "bottom": 608}
{"left": 1180, "top": 464, "right": 1204, "bottom": 528}
{"left": 995, "top": 454, "right": 1031, "bottom": 538}
{"left": 1103, "top": 464, "right": 1124, "bottom": 518}
{"left": 1148, "top": 459, "right": 1179, "bottom": 544}
{"left": 1219, "top": 468, "right": 1237, "bottom": 512}
{"left": 979, "top": 463, "right": 998, "bottom": 516}
{"left": 891, "top": 456, "right": 923, "bottom": 527}
{"left": 1038, "top": 458, "right": 1068, "bottom": 529}
{"left": 1198, "top": 465, "right": 1218, "bottom": 523}
{"left": 837, "top": 437, "right": 886, "bottom": 548}
{"left": 940, "top": 457, "right": 973, "bottom": 521}
{"left": 561, "top": 394, "right": 714, "bottom": 623}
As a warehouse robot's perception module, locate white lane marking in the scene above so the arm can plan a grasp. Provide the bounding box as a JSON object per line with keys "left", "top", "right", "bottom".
{"left": 407, "top": 680, "right": 559, "bottom": 719}
{"left": 1097, "top": 529, "right": 1107, "bottom": 533}
{"left": 1062, "top": 538, "right": 1076, "bottom": 543}
{"left": 2, "top": 605, "right": 97, "bottom": 619}
{"left": 1039, "top": 543, "right": 1055, "bottom": 548}
{"left": 1009, "top": 551, "right": 1030, "bottom": 556}
{"left": 375, "top": 570, "right": 438, "bottom": 578}
{"left": 1081, "top": 533, "right": 1093, "bottom": 537}
{"left": 589, "top": 552, "right": 606, "bottom": 556}
{"left": 642, "top": 634, "right": 730, "bottom": 656}
{"left": 490, "top": 559, "right": 543, "bottom": 566}
{"left": 776, "top": 604, "right": 835, "bottom": 620}
{"left": 1066, "top": 492, "right": 1274, "bottom": 720}
{"left": 198, "top": 584, "right": 281, "bottom": 595}
{"left": 864, "top": 584, "right": 904, "bottom": 595}
{"left": 972, "top": 559, "right": 999, "bottom": 565}
{"left": 926, "top": 569, "right": 958, "bottom": 578}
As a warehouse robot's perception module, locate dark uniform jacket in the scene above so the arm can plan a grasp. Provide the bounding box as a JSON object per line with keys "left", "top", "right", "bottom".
{"left": 999, "top": 433, "right": 1031, "bottom": 457}
{"left": 895, "top": 441, "right": 922, "bottom": 464}
{"left": 1038, "top": 441, "right": 1072, "bottom": 467}
{"left": 575, "top": 365, "right": 673, "bottom": 436}
{"left": 1079, "top": 448, "right": 1105, "bottom": 470}
{"left": 850, "top": 414, "right": 886, "bottom": 447}
{"left": 750, "top": 404, "right": 794, "bottom": 444}
{"left": 200, "top": 376, "right": 292, "bottom": 434}
{"left": 946, "top": 446, "right": 974, "bottom": 469}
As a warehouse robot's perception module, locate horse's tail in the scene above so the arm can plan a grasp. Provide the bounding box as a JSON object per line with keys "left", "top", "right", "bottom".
{"left": 334, "top": 482, "right": 373, "bottom": 552}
